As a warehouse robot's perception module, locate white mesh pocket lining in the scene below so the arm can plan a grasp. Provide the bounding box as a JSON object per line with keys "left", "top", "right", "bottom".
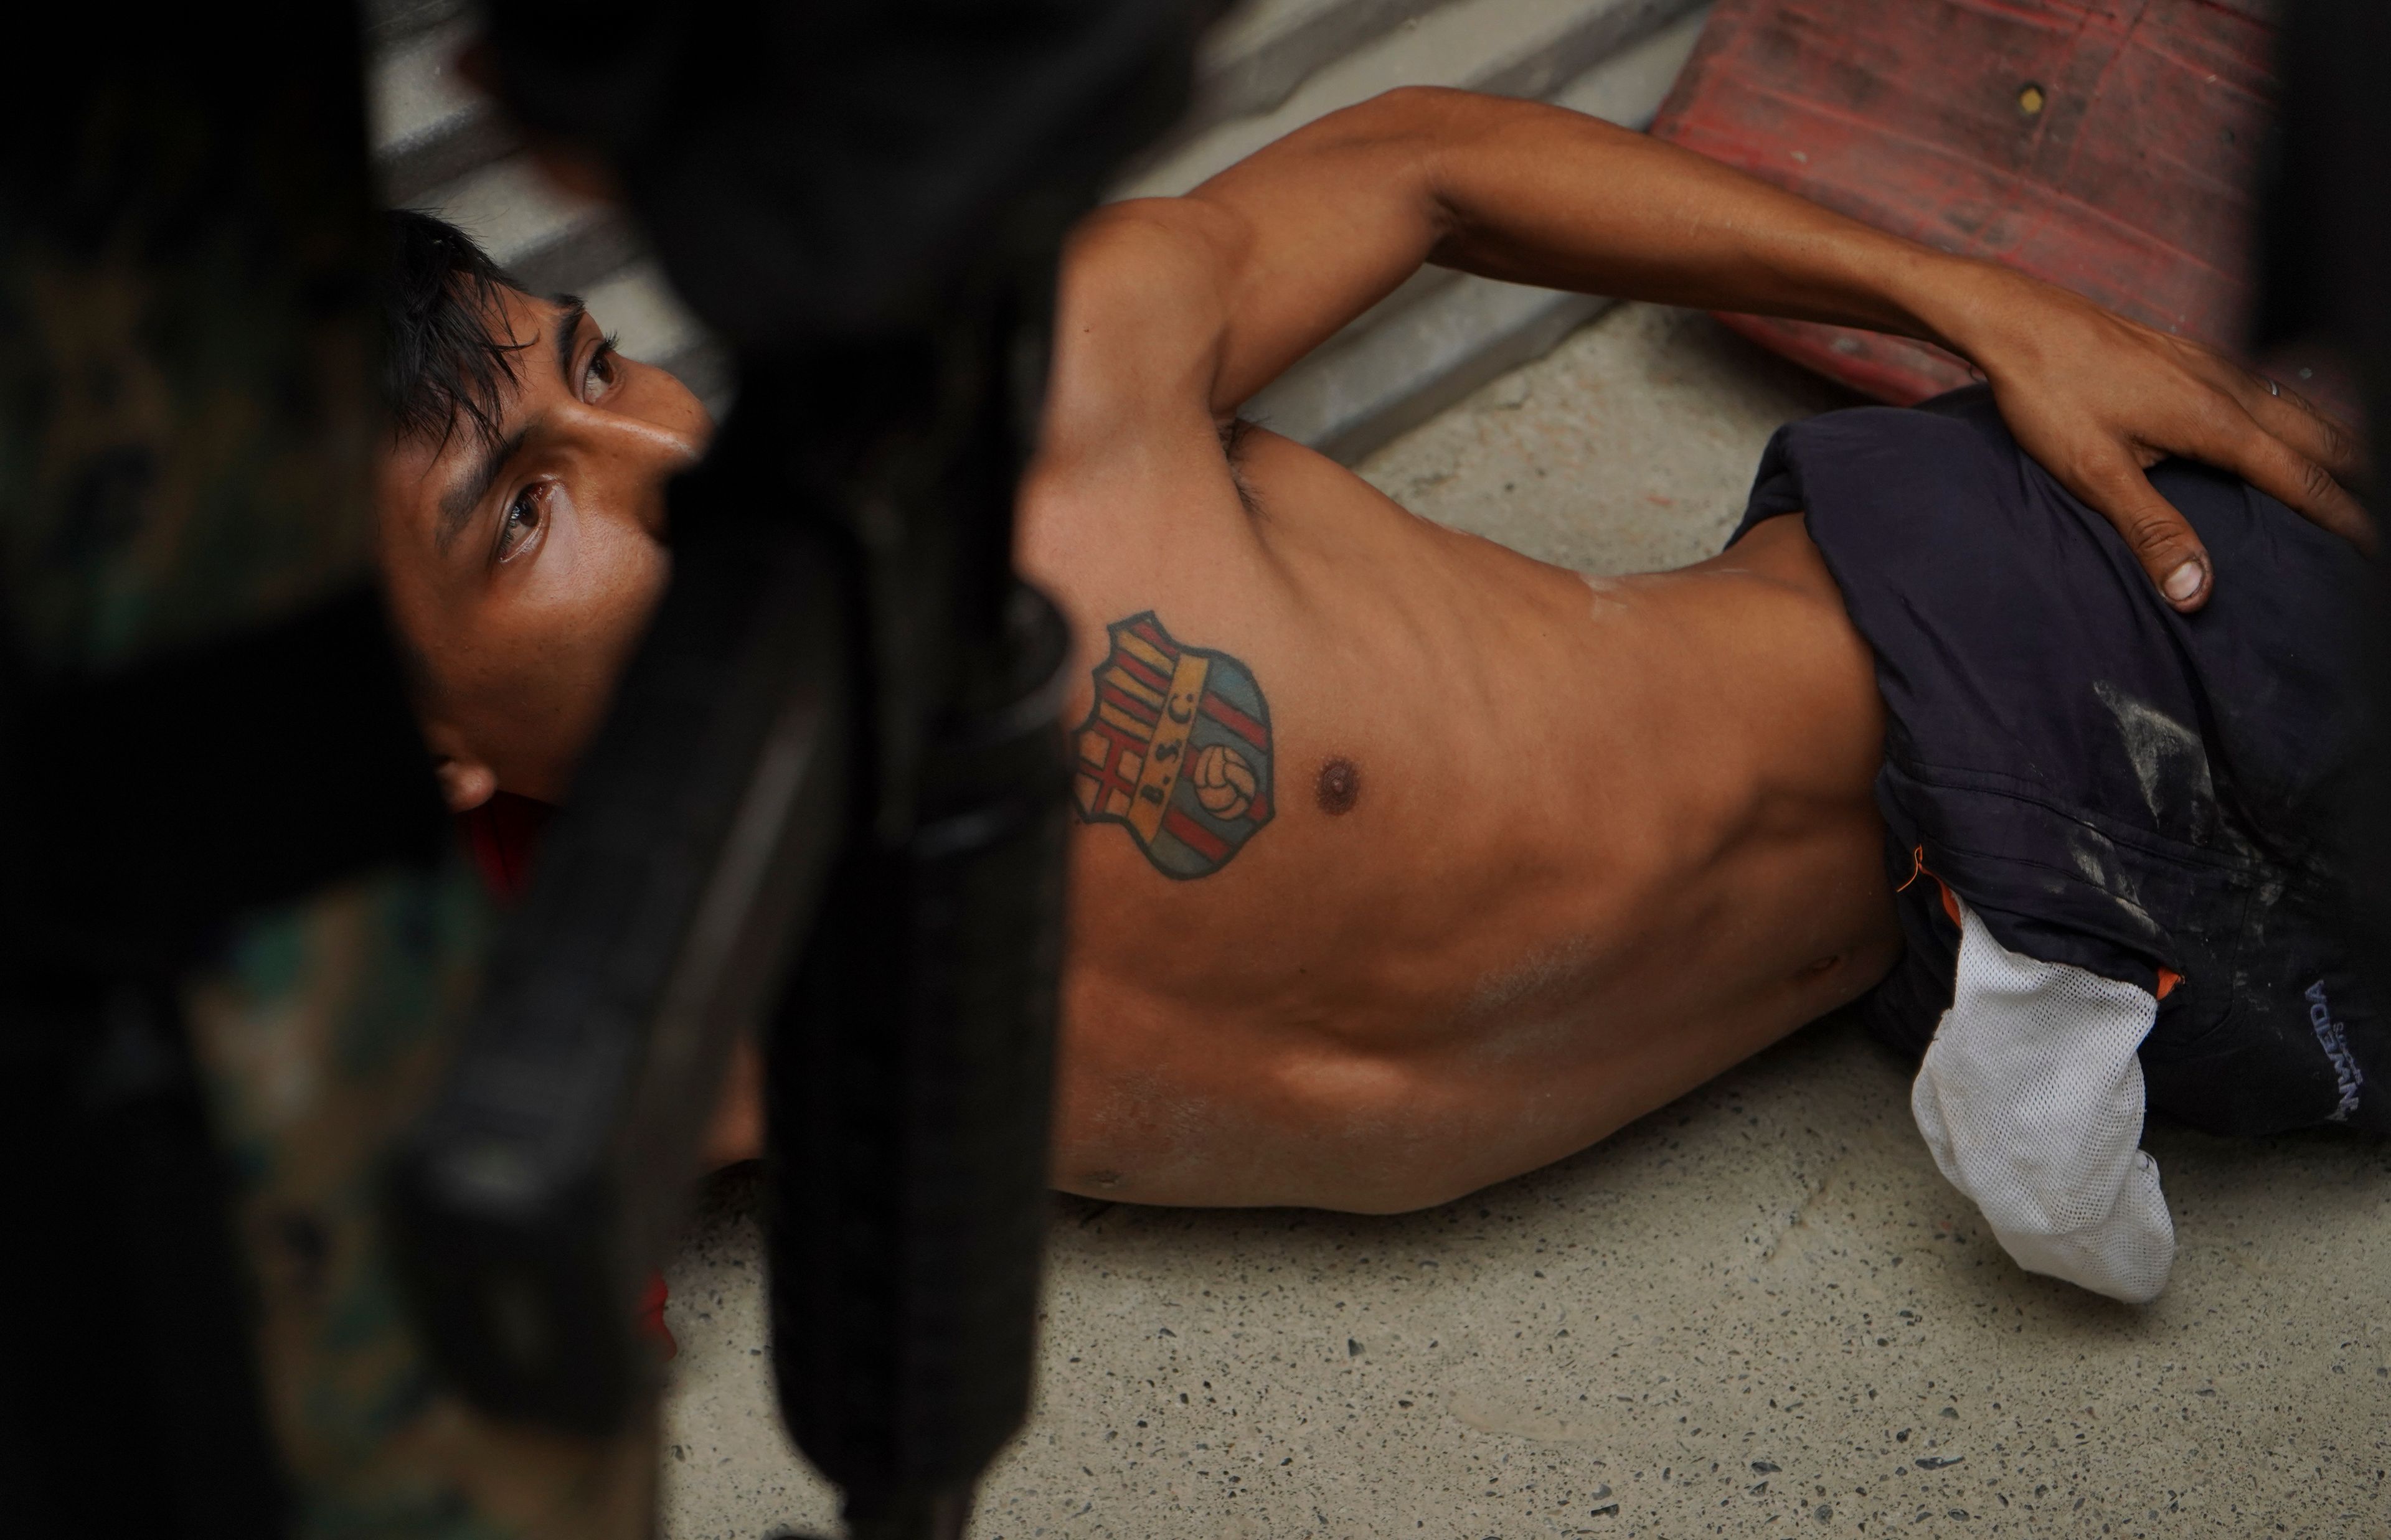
{"left": 1911, "top": 903, "right": 2176, "bottom": 1303}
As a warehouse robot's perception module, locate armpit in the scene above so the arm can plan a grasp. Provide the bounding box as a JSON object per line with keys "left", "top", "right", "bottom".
{"left": 1217, "top": 415, "right": 1263, "bottom": 518}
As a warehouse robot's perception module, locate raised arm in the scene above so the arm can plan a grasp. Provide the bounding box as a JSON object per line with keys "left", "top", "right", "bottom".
{"left": 1169, "top": 87, "right": 2367, "bottom": 609}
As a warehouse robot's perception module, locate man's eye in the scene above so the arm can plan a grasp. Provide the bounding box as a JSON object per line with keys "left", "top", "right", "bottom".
{"left": 581, "top": 339, "right": 621, "bottom": 402}
{"left": 497, "top": 484, "right": 545, "bottom": 561}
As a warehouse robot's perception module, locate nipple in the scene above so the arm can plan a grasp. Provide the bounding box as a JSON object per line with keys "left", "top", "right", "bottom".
{"left": 1316, "top": 756, "right": 1362, "bottom": 815}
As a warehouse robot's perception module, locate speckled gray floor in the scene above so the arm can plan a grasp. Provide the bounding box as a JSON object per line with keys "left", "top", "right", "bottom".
{"left": 657, "top": 305, "right": 2391, "bottom": 1540}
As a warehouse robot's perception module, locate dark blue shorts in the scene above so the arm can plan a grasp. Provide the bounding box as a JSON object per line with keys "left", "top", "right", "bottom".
{"left": 1732, "top": 388, "right": 2384, "bottom": 1137}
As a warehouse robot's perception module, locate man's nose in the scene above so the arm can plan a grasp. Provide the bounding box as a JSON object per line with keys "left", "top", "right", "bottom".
{"left": 593, "top": 412, "right": 704, "bottom": 537}
{"left": 606, "top": 412, "right": 706, "bottom": 469}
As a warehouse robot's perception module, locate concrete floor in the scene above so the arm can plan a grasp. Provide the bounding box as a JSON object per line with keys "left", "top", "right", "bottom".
{"left": 656, "top": 304, "right": 2391, "bottom": 1540}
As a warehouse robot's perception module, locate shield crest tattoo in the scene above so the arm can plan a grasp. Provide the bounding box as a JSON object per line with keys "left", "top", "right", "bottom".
{"left": 1072, "top": 613, "right": 1274, "bottom": 878}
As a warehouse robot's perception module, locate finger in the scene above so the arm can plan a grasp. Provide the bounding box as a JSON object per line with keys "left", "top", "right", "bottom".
{"left": 2068, "top": 454, "right": 2214, "bottom": 611}
{"left": 2215, "top": 417, "right": 2379, "bottom": 554}
{"left": 2237, "top": 370, "right": 2370, "bottom": 487}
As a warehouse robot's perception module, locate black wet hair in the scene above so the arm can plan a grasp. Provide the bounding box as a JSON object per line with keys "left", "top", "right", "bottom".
{"left": 376, "top": 208, "right": 532, "bottom": 450}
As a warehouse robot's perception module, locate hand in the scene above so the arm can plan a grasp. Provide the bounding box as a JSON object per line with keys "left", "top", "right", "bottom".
{"left": 1929, "top": 265, "right": 2370, "bottom": 611}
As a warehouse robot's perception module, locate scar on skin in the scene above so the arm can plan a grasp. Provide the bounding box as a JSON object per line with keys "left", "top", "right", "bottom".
{"left": 1580, "top": 572, "right": 1628, "bottom": 610}
{"left": 1316, "top": 756, "right": 1362, "bottom": 815}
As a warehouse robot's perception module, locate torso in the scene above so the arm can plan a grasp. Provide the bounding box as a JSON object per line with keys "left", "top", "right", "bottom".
{"left": 1021, "top": 416, "right": 1900, "bottom": 1211}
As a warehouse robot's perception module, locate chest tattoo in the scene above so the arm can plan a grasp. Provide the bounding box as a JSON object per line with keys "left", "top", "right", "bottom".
{"left": 1071, "top": 611, "right": 1275, "bottom": 878}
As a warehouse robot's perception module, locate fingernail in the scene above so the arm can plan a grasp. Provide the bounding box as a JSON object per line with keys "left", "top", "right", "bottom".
{"left": 2163, "top": 560, "right": 2205, "bottom": 603}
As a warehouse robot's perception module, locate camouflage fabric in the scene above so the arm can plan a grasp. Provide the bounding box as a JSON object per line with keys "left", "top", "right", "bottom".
{"left": 0, "top": 27, "right": 654, "bottom": 1539}
{"left": 187, "top": 871, "right": 656, "bottom": 1540}
{"left": 0, "top": 93, "right": 380, "bottom": 677}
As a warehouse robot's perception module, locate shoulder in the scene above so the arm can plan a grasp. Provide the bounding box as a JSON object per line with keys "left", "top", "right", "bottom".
{"left": 1055, "top": 200, "right": 1251, "bottom": 367}
{"left": 1063, "top": 197, "right": 1251, "bottom": 299}
{"left": 1040, "top": 200, "right": 1252, "bottom": 455}
{"left": 1018, "top": 203, "right": 1265, "bottom": 594}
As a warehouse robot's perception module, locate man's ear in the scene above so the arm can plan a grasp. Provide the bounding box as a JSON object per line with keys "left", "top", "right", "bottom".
{"left": 420, "top": 719, "right": 498, "bottom": 812}
{"left": 433, "top": 756, "right": 499, "bottom": 813}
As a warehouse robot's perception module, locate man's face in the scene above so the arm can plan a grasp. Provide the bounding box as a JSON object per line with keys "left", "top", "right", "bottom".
{"left": 375, "top": 286, "right": 710, "bottom": 809}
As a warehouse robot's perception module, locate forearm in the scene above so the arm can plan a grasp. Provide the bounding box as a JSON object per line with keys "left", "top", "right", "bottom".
{"left": 1185, "top": 87, "right": 2026, "bottom": 413}
{"left": 1408, "top": 87, "right": 1997, "bottom": 352}
{"left": 1392, "top": 90, "right": 2374, "bottom": 583}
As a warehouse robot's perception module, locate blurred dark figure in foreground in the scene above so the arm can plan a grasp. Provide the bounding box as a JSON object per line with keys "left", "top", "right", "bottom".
{"left": 2262, "top": 0, "right": 2391, "bottom": 975}
{"left": 395, "top": 3, "right": 1207, "bottom": 1539}
{"left": 0, "top": 7, "right": 657, "bottom": 1536}
{"left": 2, "top": 2, "right": 1203, "bottom": 1538}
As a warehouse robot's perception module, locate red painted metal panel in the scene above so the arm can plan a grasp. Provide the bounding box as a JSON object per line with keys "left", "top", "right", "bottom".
{"left": 1651, "top": 0, "right": 2276, "bottom": 403}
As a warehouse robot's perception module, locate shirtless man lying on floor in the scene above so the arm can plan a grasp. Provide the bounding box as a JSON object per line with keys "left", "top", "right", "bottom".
{"left": 374, "top": 90, "right": 2372, "bottom": 1264}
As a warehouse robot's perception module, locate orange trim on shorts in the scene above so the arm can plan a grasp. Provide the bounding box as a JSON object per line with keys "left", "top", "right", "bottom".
{"left": 1900, "top": 845, "right": 1964, "bottom": 927}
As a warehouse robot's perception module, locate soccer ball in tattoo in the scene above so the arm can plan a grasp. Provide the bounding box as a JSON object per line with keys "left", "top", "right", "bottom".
{"left": 1192, "top": 743, "right": 1257, "bottom": 820}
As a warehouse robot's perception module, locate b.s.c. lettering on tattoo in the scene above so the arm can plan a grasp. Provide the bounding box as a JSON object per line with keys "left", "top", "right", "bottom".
{"left": 1072, "top": 612, "right": 1274, "bottom": 878}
